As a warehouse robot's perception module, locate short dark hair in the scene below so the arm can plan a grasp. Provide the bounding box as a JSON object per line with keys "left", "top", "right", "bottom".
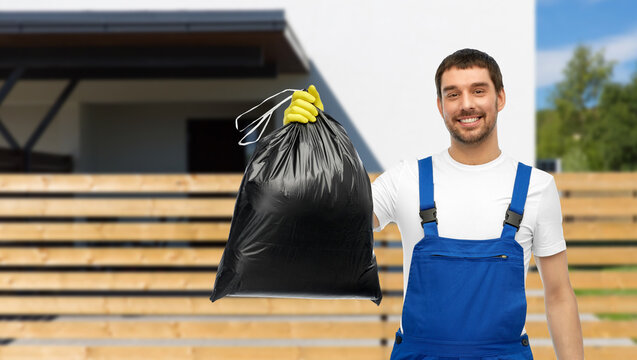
{"left": 435, "top": 48, "right": 503, "bottom": 98}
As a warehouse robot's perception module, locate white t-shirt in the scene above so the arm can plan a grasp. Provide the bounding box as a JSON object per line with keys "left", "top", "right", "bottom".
{"left": 372, "top": 148, "right": 567, "bottom": 336}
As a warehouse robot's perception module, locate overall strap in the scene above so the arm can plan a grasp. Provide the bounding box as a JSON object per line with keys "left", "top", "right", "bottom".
{"left": 501, "top": 162, "right": 532, "bottom": 239}
{"left": 418, "top": 156, "right": 439, "bottom": 237}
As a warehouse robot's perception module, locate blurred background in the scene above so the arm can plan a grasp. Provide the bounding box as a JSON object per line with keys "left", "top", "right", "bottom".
{"left": 536, "top": 0, "right": 637, "bottom": 172}
{"left": 0, "top": 1, "right": 633, "bottom": 359}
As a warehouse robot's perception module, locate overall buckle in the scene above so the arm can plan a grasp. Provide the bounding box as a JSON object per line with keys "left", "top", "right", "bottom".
{"left": 503, "top": 205, "right": 523, "bottom": 230}
{"left": 420, "top": 201, "right": 438, "bottom": 225}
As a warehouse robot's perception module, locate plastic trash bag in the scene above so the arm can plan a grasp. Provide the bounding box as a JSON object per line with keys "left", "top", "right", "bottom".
{"left": 210, "top": 91, "right": 382, "bottom": 305}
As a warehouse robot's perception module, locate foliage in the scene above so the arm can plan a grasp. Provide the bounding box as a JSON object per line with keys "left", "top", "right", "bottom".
{"left": 573, "top": 289, "right": 637, "bottom": 296}
{"left": 536, "top": 45, "right": 637, "bottom": 171}
{"left": 595, "top": 313, "right": 637, "bottom": 321}
{"left": 587, "top": 74, "right": 637, "bottom": 170}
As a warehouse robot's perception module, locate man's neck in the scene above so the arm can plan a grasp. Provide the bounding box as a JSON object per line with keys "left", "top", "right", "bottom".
{"left": 447, "top": 143, "right": 502, "bottom": 166}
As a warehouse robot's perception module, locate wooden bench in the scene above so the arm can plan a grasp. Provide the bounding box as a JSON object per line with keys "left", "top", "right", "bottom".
{"left": 0, "top": 173, "right": 634, "bottom": 359}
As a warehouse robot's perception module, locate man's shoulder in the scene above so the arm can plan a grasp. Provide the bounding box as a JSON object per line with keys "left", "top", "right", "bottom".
{"left": 503, "top": 153, "right": 555, "bottom": 189}
{"left": 378, "top": 158, "right": 416, "bottom": 178}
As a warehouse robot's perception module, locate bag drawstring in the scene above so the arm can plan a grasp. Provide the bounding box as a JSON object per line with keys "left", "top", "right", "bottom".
{"left": 235, "top": 88, "right": 302, "bottom": 146}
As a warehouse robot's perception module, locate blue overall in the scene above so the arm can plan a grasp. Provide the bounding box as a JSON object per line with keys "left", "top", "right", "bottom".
{"left": 390, "top": 156, "right": 534, "bottom": 360}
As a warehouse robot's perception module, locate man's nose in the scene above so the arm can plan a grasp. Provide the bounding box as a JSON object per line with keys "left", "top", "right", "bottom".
{"left": 461, "top": 92, "right": 475, "bottom": 110}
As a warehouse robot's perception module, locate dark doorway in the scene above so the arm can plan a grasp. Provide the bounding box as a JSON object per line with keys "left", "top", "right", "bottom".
{"left": 187, "top": 119, "right": 246, "bottom": 173}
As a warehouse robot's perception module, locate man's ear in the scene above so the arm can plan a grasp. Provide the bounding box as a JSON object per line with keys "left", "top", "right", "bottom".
{"left": 497, "top": 88, "right": 506, "bottom": 112}
{"left": 437, "top": 97, "right": 444, "bottom": 117}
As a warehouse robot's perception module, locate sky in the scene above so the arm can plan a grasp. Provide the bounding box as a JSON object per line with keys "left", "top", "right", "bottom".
{"left": 536, "top": 0, "right": 637, "bottom": 109}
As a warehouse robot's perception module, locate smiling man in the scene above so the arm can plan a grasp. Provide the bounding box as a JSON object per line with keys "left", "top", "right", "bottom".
{"left": 284, "top": 48, "right": 584, "bottom": 360}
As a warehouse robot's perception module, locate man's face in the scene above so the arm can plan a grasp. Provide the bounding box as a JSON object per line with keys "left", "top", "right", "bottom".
{"left": 437, "top": 66, "right": 505, "bottom": 145}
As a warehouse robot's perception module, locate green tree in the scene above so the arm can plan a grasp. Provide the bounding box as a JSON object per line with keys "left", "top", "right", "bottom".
{"left": 537, "top": 45, "right": 615, "bottom": 171}
{"left": 552, "top": 46, "right": 615, "bottom": 114}
{"left": 536, "top": 108, "right": 565, "bottom": 159}
{"left": 586, "top": 71, "right": 637, "bottom": 170}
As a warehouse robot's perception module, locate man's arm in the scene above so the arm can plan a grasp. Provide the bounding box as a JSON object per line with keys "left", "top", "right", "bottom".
{"left": 536, "top": 250, "right": 584, "bottom": 359}
{"left": 373, "top": 213, "right": 380, "bottom": 229}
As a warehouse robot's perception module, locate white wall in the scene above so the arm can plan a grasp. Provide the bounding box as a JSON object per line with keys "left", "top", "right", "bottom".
{"left": 1, "top": 0, "right": 535, "bottom": 170}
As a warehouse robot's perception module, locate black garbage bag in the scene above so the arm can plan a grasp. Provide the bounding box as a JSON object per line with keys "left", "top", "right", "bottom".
{"left": 210, "top": 103, "right": 382, "bottom": 305}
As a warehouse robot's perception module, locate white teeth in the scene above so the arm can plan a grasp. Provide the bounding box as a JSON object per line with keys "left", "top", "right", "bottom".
{"left": 459, "top": 117, "right": 479, "bottom": 123}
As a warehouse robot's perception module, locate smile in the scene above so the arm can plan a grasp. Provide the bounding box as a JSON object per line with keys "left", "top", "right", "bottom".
{"left": 457, "top": 115, "right": 483, "bottom": 127}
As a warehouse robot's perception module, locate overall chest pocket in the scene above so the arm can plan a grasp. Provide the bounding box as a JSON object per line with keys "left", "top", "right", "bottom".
{"left": 429, "top": 253, "right": 509, "bottom": 262}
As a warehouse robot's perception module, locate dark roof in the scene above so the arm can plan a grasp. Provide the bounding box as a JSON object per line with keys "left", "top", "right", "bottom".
{"left": 0, "top": 10, "right": 309, "bottom": 78}
{"left": 0, "top": 10, "right": 288, "bottom": 33}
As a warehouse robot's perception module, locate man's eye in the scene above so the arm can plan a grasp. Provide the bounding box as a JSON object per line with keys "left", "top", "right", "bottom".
{"left": 447, "top": 93, "right": 459, "bottom": 98}
{"left": 474, "top": 89, "right": 485, "bottom": 94}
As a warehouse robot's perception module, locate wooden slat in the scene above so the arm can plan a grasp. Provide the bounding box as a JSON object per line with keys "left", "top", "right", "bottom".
{"left": 3, "top": 270, "right": 635, "bottom": 291}
{"left": 0, "top": 296, "right": 633, "bottom": 315}
{"left": 554, "top": 172, "right": 637, "bottom": 192}
{"left": 0, "top": 272, "right": 219, "bottom": 290}
{"left": 0, "top": 174, "right": 383, "bottom": 193}
{"left": 373, "top": 224, "right": 401, "bottom": 242}
{"left": 0, "top": 345, "right": 628, "bottom": 360}
{"left": 534, "top": 346, "right": 637, "bottom": 360}
{"left": 0, "top": 297, "right": 396, "bottom": 315}
{"left": 0, "top": 271, "right": 634, "bottom": 291}
{"left": 384, "top": 271, "right": 637, "bottom": 292}
{"left": 0, "top": 345, "right": 633, "bottom": 360}
{"left": 0, "top": 247, "right": 633, "bottom": 266}
{"left": 525, "top": 320, "right": 637, "bottom": 339}
{"left": 0, "top": 248, "right": 388, "bottom": 266}
{"left": 529, "top": 248, "right": 637, "bottom": 266}
{"left": 0, "top": 321, "right": 393, "bottom": 339}
{"left": 526, "top": 270, "right": 637, "bottom": 290}
{"left": 1, "top": 173, "right": 634, "bottom": 193}
{"left": 0, "top": 221, "right": 634, "bottom": 242}
{"left": 561, "top": 197, "right": 637, "bottom": 217}
{"left": 0, "top": 320, "right": 634, "bottom": 339}
{"left": 0, "top": 199, "right": 236, "bottom": 217}
{"left": 0, "top": 272, "right": 401, "bottom": 291}
{"left": 0, "top": 248, "right": 225, "bottom": 266}
{"left": 563, "top": 222, "right": 637, "bottom": 241}
{"left": 528, "top": 295, "right": 637, "bottom": 313}
{"left": 0, "top": 174, "right": 244, "bottom": 193}
{"left": 0, "top": 346, "right": 387, "bottom": 360}
{"left": 0, "top": 223, "right": 231, "bottom": 241}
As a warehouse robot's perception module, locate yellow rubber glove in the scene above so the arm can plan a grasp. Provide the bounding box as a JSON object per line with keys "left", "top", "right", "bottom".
{"left": 283, "top": 85, "right": 324, "bottom": 125}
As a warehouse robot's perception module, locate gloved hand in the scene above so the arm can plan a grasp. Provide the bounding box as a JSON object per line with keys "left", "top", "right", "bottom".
{"left": 283, "top": 85, "right": 324, "bottom": 125}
